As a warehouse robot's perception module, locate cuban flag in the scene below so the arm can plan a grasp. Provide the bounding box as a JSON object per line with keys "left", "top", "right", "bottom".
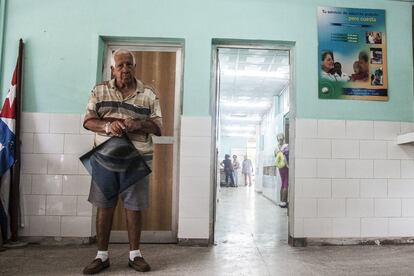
{"left": 0, "top": 65, "right": 17, "bottom": 241}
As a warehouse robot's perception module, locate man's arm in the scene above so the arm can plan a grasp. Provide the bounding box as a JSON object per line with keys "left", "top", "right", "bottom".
{"left": 124, "top": 118, "right": 161, "bottom": 136}
{"left": 84, "top": 118, "right": 126, "bottom": 137}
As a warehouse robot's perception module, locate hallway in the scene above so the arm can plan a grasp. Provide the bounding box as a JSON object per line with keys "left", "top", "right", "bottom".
{"left": 2, "top": 188, "right": 414, "bottom": 275}
{"left": 215, "top": 186, "right": 288, "bottom": 247}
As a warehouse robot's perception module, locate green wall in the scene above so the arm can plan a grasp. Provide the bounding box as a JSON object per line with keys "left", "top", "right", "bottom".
{"left": 1, "top": 0, "right": 412, "bottom": 121}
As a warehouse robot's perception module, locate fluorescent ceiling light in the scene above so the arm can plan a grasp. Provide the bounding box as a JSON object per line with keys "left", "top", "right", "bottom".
{"left": 221, "top": 68, "right": 289, "bottom": 79}
{"left": 222, "top": 125, "right": 255, "bottom": 131}
{"left": 220, "top": 101, "right": 271, "bottom": 108}
{"left": 223, "top": 132, "right": 256, "bottom": 137}
{"left": 222, "top": 114, "right": 262, "bottom": 122}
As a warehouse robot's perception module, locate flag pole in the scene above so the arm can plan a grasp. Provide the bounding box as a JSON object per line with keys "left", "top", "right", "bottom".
{"left": 9, "top": 39, "right": 24, "bottom": 243}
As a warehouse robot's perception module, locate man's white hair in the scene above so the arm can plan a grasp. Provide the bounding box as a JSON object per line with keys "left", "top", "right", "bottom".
{"left": 110, "top": 49, "right": 136, "bottom": 67}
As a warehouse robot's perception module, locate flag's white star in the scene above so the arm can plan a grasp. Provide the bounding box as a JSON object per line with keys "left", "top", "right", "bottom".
{"left": 0, "top": 142, "right": 4, "bottom": 151}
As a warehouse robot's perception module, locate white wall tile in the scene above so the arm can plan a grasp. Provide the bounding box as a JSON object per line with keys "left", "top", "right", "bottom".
{"left": 61, "top": 216, "right": 92, "bottom": 237}
{"left": 389, "top": 218, "right": 414, "bottom": 236}
{"left": 47, "top": 154, "right": 79, "bottom": 174}
{"left": 360, "top": 179, "right": 387, "bottom": 198}
{"left": 295, "top": 119, "right": 317, "bottom": 138}
{"left": 21, "top": 112, "right": 50, "bottom": 133}
{"left": 297, "top": 178, "right": 331, "bottom": 198}
{"left": 178, "top": 218, "right": 209, "bottom": 239}
{"left": 50, "top": 114, "right": 81, "bottom": 134}
{"left": 317, "top": 159, "right": 345, "bottom": 178}
{"left": 21, "top": 133, "right": 34, "bottom": 153}
{"left": 180, "top": 176, "right": 210, "bottom": 198}
{"left": 402, "top": 199, "right": 414, "bottom": 217}
{"left": 179, "top": 196, "right": 209, "bottom": 219}
{"left": 77, "top": 196, "right": 92, "bottom": 216}
{"left": 346, "top": 199, "right": 374, "bottom": 217}
{"left": 361, "top": 218, "right": 388, "bottom": 237}
{"left": 401, "top": 161, "right": 414, "bottom": 178}
{"left": 20, "top": 174, "right": 32, "bottom": 195}
{"left": 374, "top": 160, "right": 400, "bottom": 178}
{"left": 180, "top": 137, "right": 211, "bottom": 157}
{"left": 301, "top": 139, "right": 331, "bottom": 158}
{"left": 360, "top": 140, "right": 387, "bottom": 159}
{"left": 400, "top": 122, "right": 414, "bottom": 134}
{"left": 318, "top": 199, "right": 346, "bottom": 217}
{"left": 62, "top": 175, "right": 91, "bottom": 196}
{"left": 295, "top": 159, "right": 317, "bottom": 178}
{"left": 294, "top": 138, "right": 303, "bottom": 158}
{"left": 21, "top": 154, "right": 48, "bottom": 174}
{"left": 317, "top": 120, "right": 345, "bottom": 139}
{"left": 24, "top": 195, "right": 46, "bottom": 215}
{"left": 294, "top": 198, "right": 317, "bottom": 217}
{"left": 33, "top": 134, "right": 64, "bottom": 154}
{"left": 293, "top": 218, "right": 304, "bottom": 237}
{"left": 346, "top": 120, "right": 374, "bottom": 140}
{"left": 388, "top": 179, "right": 414, "bottom": 198}
{"left": 29, "top": 216, "right": 60, "bottom": 236}
{"left": 332, "top": 218, "right": 361, "bottom": 237}
{"left": 46, "top": 195, "right": 77, "bottom": 216}
{"left": 374, "top": 121, "right": 400, "bottom": 140}
{"left": 375, "top": 199, "right": 401, "bottom": 217}
{"left": 388, "top": 142, "right": 414, "bottom": 160}
{"left": 346, "top": 160, "right": 373, "bottom": 178}
{"left": 64, "top": 134, "right": 94, "bottom": 155}
{"left": 180, "top": 116, "right": 211, "bottom": 137}
{"left": 180, "top": 157, "right": 211, "bottom": 178}
{"left": 32, "top": 175, "right": 62, "bottom": 195}
{"left": 303, "top": 218, "right": 332, "bottom": 238}
{"left": 332, "top": 140, "right": 359, "bottom": 159}
{"left": 332, "top": 179, "right": 359, "bottom": 198}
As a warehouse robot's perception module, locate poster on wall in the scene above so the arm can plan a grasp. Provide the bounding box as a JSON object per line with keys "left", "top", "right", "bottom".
{"left": 318, "top": 7, "right": 387, "bottom": 101}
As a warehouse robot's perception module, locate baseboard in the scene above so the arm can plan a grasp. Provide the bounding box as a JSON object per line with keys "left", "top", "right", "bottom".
{"left": 177, "top": 238, "right": 209, "bottom": 247}
{"left": 18, "top": 236, "right": 94, "bottom": 245}
{"left": 288, "top": 236, "right": 307, "bottom": 247}
{"left": 305, "top": 237, "right": 414, "bottom": 246}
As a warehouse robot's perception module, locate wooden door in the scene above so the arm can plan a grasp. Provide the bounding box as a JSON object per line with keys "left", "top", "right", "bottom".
{"left": 109, "top": 49, "right": 177, "bottom": 242}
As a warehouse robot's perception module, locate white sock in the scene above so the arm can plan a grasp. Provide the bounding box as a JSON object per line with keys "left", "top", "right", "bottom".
{"left": 95, "top": 250, "right": 108, "bottom": 262}
{"left": 129, "top": 249, "right": 142, "bottom": 261}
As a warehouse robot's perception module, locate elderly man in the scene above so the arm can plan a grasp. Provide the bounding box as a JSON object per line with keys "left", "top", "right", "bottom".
{"left": 82, "top": 49, "right": 162, "bottom": 274}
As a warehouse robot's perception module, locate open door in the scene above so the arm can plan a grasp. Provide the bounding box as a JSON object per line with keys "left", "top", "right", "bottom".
{"left": 102, "top": 42, "right": 183, "bottom": 243}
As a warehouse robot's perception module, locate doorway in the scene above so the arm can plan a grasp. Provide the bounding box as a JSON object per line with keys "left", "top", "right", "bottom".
{"left": 211, "top": 40, "right": 294, "bottom": 245}
{"left": 101, "top": 41, "right": 183, "bottom": 243}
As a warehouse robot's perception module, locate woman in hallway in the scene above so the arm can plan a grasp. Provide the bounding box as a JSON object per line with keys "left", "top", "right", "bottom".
{"left": 275, "top": 133, "right": 289, "bottom": 208}
{"left": 242, "top": 155, "right": 253, "bottom": 186}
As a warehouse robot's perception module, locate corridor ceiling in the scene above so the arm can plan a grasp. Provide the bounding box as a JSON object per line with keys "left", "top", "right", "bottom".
{"left": 218, "top": 48, "right": 290, "bottom": 137}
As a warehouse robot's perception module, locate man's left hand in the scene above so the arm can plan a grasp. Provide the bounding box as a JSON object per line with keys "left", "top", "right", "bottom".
{"left": 124, "top": 118, "right": 142, "bottom": 132}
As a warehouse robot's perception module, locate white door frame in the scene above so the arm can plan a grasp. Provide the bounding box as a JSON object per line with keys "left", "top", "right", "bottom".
{"left": 102, "top": 39, "right": 184, "bottom": 243}
{"left": 209, "top": 39, "right": 296, "bottom": 244}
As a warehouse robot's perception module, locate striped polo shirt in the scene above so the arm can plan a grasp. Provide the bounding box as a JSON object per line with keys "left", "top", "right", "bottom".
{"left": 84, "top": 78, "right": 162, "bottom": 154}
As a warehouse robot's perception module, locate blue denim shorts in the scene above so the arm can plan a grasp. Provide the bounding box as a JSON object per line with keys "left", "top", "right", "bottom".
{"left": 88, "top": 159, "right": 152, "bottom": 211}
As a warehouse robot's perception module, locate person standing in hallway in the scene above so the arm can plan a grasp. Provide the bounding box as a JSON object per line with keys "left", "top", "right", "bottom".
{"left": 232, "top": 155, "right": 240, "bottom": 187}
{"left": 274, "top": 133, "right": 289, "bottom": 208}
{"left": 221, "top": 154, "right": 235, "bottom": 187}
{"left": 82, "top": 49, "right": 162, "bottom": 274}
{"left": 242, "top": 155, "right": 253, "bottom": 186}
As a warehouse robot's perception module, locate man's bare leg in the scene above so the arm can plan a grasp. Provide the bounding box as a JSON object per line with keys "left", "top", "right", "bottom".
{"left": 125, "top": 209, "right": 142, "bottom": 250}
{"left": 125, "top": 209, "right": 150, "bottom": 272}
{"left": 97, "top": 207, "right": 115, "bottom": 250}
